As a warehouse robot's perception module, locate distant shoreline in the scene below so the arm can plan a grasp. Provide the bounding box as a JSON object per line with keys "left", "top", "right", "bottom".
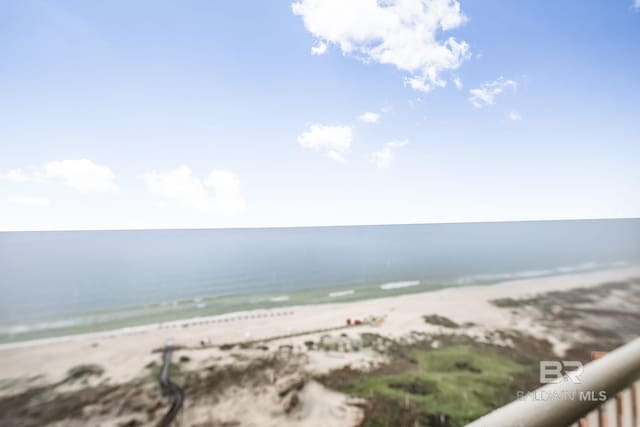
{"left": 1, "top": 264, "right": 636, "bottom": 348}
{"left": 1, "top": 266, "right": 638, "bottom": 354}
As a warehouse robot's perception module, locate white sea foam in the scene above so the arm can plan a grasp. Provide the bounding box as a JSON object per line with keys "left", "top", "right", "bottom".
{"left": 556, "top": 262, "right": 598, "bottom": 274}
{"left": 329, "top": 290, "right": 355, "bottom": 298}
{"left": 0, "top": 318, "right": 83, "bottom": 336}
{"left": 457, "top": 268, "right": 558, "bottom": 285}
{"left": 513, "top": 269, "right": 553, "bottom": 278}
{"left": 269, "top": 296, "right": 290, "bottom": 302}
{"left": 608, "top": 260, "right": 629, "bottom": 268}
{"left": 454, "top": 260, "right": 622, "bottom": 286}
{"left": 380, "top": 280, "right": 420, "bottom": 290}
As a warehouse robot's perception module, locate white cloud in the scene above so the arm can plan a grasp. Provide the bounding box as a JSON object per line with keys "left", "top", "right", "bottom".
{"left": 453, "top": 76, "right": 463, "bottom": 90}
{"left": 635, "top": 0, "right": 640, "bottom": 10}
{"left": 6, "top": 168, "right": 30, "bottom": 182}
{"left": 386, "top": 139, "right": 410, "bottom": 148}
{"left": 468, "top": 77, "right": 517, "bottom": 108}
{"left": 144, "top": 166, "right": 245, "bottom": 216}
{"left": 4, "top": 159, "right": 118, "bottom": 193}
{"left": 327, "top": 150, "right": 346, "bottom": 163}
{"left": 206, "top": 170, "right": 245, "bottom": 215}
{"left": 297, "top": 124, "right": 353, "bottom": 162}
{"left": 311, "top": 41, "right": 327, "bottom": 55}
{"left": 292, "top": 0, "right": 470, "bottom": 93}
{"left": 508, "top": 111, "right": 522, "bottom": 121}
{"left": 42, "top": 159, "right": 118, "bottom": 193}
{"left": 6, "top": 195, "right": 51, "bottom": 207}
{"left": 359, "top": 112, "right": 381, "bottom": 123}
{"left": 370, "top": 147, "right": 395, "bottom": 169}
{"left": 408, "top": 97, "right": 424, "bottom": 109}
{"left": 369, "top": 139, "right": 410, "bottom": 168}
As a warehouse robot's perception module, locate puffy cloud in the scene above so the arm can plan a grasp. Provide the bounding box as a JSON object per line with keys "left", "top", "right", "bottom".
{"left": 292, "top": 0, "right": 470, "bottom": 92}
{"left": 386, "top": 139, "right": 410, "bottom": 148}
{"left": 6, "top": 195, "right": 50, "bottom": 207}
{"left": 206, "top": 170, "right": 245, "bottom": 215}
{"left": 311, "top": 41, "right": 327, "bottom": 55}
{"left": 369, "top": 147, "right": 395, "bottom": 169}
{"left": 452, "top": 76, "right": 463, "bottom": 90}
{"left": 4, "top": 159, "right": 118, "bottom": 192}
{"left": 468, "top": 77, "right": 517, "bottom": 108}
{"left": 6, "top": 168, "right": 30, "bottom": 182}
{"left": 369, "top": 139, "right": 410, "bottom": 168}
{"left": 327, "top": 150, "right": 346, "bottom": 163}
{"left": 359, "top": 112, "right": 381, "bottom": 123}
{"left": 43, "top": 159, "right": 118, "bottom": 193}
{"left": 508, "top": 111, "right": 522, "bottom": 121}
{"left": 144, "top": 166, "right": 245, "bottom": 215}
{"left": 297, "top": 124, "right": 353, "bottom": 162}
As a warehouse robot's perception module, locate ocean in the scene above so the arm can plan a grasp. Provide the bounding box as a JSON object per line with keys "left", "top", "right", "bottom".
{"left": 1, "top": 218, "right": 639, "bottom": 343}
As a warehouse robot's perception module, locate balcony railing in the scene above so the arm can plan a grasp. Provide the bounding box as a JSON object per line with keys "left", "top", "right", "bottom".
{"left": 466, "top": 338, "right": 640, "bottom": 427}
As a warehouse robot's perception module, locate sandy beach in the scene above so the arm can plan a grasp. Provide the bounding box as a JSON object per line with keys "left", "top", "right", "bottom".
{"left": 1, "top": 266, "right": 639, "bottom": 426}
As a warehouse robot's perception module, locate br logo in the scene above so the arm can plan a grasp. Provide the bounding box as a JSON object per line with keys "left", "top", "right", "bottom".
{"left": 539, "top": 361, "right": 584, "bottom": 384}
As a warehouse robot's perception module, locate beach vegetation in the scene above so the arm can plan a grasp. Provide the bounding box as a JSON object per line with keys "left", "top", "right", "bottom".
{"left": 323, "top": 343, "right": 536, "bottom": 427}
{"left": 422, "top": 315, "right": 460, "bottom": 328}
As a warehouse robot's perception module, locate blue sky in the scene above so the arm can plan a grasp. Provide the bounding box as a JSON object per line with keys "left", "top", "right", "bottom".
{"left": 1, "top": 0, "right": 639, "bottom": 231}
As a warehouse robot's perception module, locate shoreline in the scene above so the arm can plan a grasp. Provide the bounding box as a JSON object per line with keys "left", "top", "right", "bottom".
{"left": 2, "top": 265, "right": 639, "bottom": 351}
{"left": 1, "top": 264, "right": 637, "bottom": 350}
{"left": 1, "top": 266, "right": 639, "bottom": 385}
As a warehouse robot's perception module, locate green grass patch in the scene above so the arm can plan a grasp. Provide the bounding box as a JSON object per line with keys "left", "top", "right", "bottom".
{"left": 328, "top": 344, "right": 534, "bottom": 427}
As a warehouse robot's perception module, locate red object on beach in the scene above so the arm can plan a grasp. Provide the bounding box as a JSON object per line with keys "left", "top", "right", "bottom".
{"left": 354, "top": 320, "right": 362, "bottom": 325}
{"left": 346, "top": 318, "right": 351, "bottom": 325}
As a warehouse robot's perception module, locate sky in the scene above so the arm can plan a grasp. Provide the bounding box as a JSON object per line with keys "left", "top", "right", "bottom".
{"left": 1, "top": 0, "right": 639, "bottom": 231}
